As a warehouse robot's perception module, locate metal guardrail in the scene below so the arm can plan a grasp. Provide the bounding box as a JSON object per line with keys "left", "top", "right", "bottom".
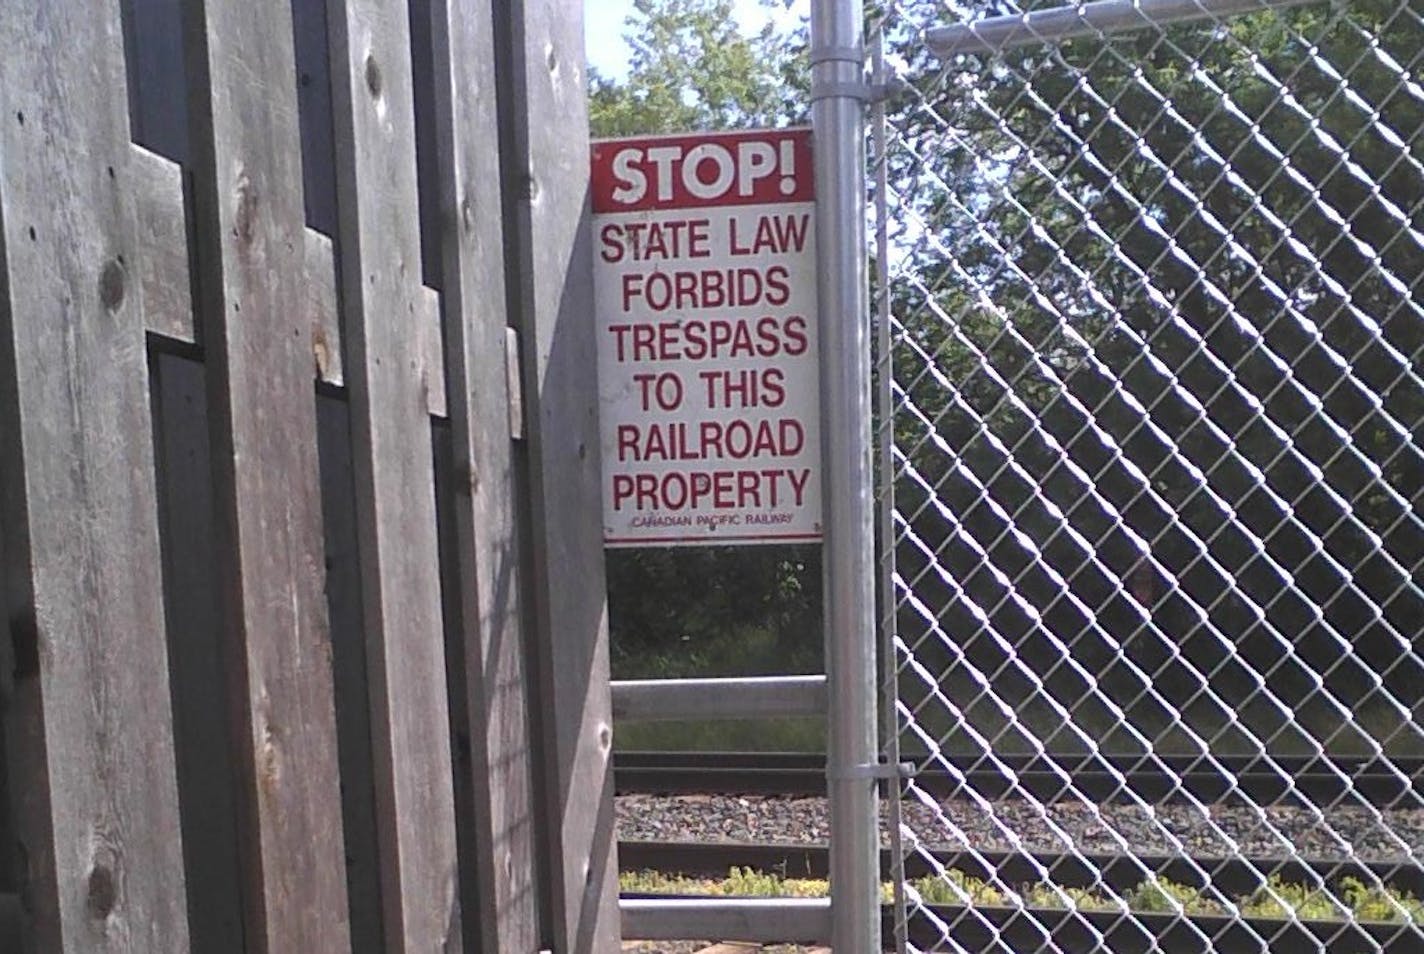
{"left": 620, "top": 896, "right": 832, "bottom": 944}
{"left": 611, "top": 676, "right": 827, "bottom": 722}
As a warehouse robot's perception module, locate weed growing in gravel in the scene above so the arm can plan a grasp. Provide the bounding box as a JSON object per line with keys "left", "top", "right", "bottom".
{"left": 1125, "top": 878, "right": 1223, "bottom": 915}
{"left": 620, "top": 869, "right": 1424, "bottom": 924}
{"left": 1239, "top": 875, "right": 1346, "bottom": 920}
{"left": 908, "top": 870, "right": 1004, "bottom": 907}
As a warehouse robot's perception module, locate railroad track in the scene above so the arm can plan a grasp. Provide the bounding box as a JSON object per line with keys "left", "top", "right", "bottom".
{"left": 614, "top": 750, "right": 1424, "bottom": 805}
{"left": 619, "top": 840, "right": 1424, "bottom": 952}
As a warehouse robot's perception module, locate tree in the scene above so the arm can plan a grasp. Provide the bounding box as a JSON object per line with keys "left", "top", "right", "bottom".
{"left": 881, "top": 0, "right": 1423, "bottom": 745}
{"left": 589, "top": 0, "right": 806, "bottom": 137}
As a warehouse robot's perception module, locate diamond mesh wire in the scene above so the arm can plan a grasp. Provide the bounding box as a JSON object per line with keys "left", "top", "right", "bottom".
{"left": 873, "top": 0, "right": 1424, "bottom": 950}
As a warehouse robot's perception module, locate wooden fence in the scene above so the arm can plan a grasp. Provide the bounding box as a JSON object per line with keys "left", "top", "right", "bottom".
{"left": 0, "top": 0, "right": 616, "bottom": 950}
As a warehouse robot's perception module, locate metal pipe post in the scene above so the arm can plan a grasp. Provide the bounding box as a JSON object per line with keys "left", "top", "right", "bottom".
{"left": 811, "top": 1, "right": 881, "bottom": 952}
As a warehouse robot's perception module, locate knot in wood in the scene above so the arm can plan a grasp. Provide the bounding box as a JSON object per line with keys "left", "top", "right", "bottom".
{"left": 86, "top": 864, "right": 116, "bottom": 920}
{"left": 365, "top": 55, "right": 383, "bottom": 98}
{"left": 233, "top": 174, "right": 259, "bottom": 245}
{"left": 98, "top": 259, "right": 125, "bottom": 312}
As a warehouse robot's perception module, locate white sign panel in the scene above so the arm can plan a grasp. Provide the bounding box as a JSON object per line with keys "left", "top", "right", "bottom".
{"left": 591, "top": 128, "right": 820, "bottom": 547}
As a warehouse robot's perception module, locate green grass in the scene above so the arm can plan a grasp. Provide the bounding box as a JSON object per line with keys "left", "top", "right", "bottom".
{"left": 619, "top": 868, "right": 1424, "bottom": 924}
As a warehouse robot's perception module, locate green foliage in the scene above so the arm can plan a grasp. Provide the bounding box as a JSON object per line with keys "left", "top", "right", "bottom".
{"left": 1025, "top": 882, "right": 1124, "bottom": 912}
{"left": 1126, "top": 878, "right": 1222, "bottom": 915}
{"left": 1240, "top": 875, "right": 1348, "bottom": 920}
{"left": 1337, "top": 876, "right": 1424, "bottom": 924}
{"left": 607, "top": 546, "right": 821, "bottom": 679}
{"left": 589, "top": 0, "right": 808, "bottom": 137}
{"left": 911, "top": 870, "right": 1006, "bottom": 907}
{"left": 617, "top": 867, "right": 829, "bottom": 898}
{"left": 883, "top": 0, "right": 1424, "bottom": 732}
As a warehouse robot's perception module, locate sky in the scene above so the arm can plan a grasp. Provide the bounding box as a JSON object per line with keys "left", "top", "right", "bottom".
{"left": 585, "top": 0, "right": 806, "bottom": 80}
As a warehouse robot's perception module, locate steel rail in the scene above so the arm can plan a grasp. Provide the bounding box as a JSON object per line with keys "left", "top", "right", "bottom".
{"left": 613, "top": 751, "right": 1424, "bottom": 804}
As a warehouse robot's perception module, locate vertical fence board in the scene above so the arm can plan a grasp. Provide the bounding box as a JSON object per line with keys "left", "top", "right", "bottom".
{"left": 429, "top": 0, "right": 543, "bottom": 949}
{"left": 149, "top": 353, "right": 245, "bottom": 954}
{"left": 0, "top": 0, "right": 190, "bottom": 949}
{"left": 181, "top": 0, "right": 352, "bottom": 948}
{"left": 325, "top": 0, "right": 462, "bottom": 949}
{"left": 316, "top": 392, "right": 385, "bottom": 953}
{"left": 497, "top": 2, "right": 620, "bottom": 950}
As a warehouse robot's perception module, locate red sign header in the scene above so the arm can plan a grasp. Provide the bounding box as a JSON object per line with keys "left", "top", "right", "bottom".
{"left": 591, "top": 128, "right": 813, "bottom": 214}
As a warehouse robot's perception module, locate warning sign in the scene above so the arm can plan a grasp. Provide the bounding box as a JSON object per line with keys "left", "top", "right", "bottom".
{"left": 592, "top": 128, "right": 820, "bottom": 547}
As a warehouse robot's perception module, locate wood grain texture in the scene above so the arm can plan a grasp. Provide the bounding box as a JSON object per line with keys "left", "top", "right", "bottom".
{"left": 180, "top": 0, "right": 352, "bottom": 948}
{"left": 126, "top": 146, "right": 455, "bottom": 417}
{"left": 0, "top": 0, "right": 190, "bottom": 949}
{"left": 305, "top": 229, "right": 345, "bottom": 387}
{"left": 131, "top": 144, "right": 194, "bottom": 343}
{"left": 497, "top": 1, "right": 621, "bottom": 950}
{"left": 324, "top": 0, "right": 462, "bottom": 949}
{"left": 427, "top": 0, "right": 543, "bottom": 949}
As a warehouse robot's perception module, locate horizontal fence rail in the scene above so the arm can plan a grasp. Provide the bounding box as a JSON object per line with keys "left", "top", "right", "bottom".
{"left": 612, "top": 675, "right": 829, "bottom": 722}
{"left": 877, "top": 0, "right": 1424, "bottom": 950}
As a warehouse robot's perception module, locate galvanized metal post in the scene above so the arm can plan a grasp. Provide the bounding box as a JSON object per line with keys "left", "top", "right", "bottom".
{"left": 811, "top": 1, "right": 881, "bottom": 951}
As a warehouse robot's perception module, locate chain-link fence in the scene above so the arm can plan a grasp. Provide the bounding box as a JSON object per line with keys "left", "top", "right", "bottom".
{"left": 873, "top": 0, "right": 1423, "bottom": 949}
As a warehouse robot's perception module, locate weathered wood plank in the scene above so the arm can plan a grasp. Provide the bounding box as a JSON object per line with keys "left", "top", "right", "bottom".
{"left": 131, "top": 144, "right": 194, "bottom": 343}
{"left": 180, "top": 0, "right": 352, "bottom": 948}
{"left": 0, "top": 0, "right": 190, "bottom": 949}
{"left": 305, "top": 229, "right": 345, "bottom": 387}
{"left": 125, "top": 145, "right": 460, "bottom": 417}
{"left": 427, "top": 0, "right": 543, "bottom": 949}
{"left": 497, "top": 1, "right": 621, "bottom": 950}
{"left": 325, "top": 0, "right": 462, "bottom": 949}
{"left": 421, "top": 285, "right": 447, "bottom": 418}
{"left": 125, "top": 140, "right": 454, "bottom": 416}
